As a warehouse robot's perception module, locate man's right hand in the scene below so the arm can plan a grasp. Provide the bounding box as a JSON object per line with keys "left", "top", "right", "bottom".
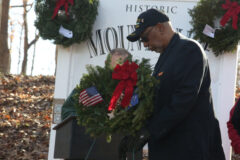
{"left": 118, "top": 128, "right": 150, "bottom": 160}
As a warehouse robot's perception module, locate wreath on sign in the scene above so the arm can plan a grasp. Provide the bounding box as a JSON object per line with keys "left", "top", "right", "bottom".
{"left": 189, "top": 0, "right": 240, "bottom": 56}
{"left": 34, "top": 0, "right": 98, "bottom": 47}
{"left": 73, "top": 54, "right": 158, "bottom": 141}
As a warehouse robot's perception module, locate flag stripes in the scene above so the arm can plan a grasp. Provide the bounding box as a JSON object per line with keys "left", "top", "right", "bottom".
{"left": 79, "top": 87, "right": 103, "bottom": 106}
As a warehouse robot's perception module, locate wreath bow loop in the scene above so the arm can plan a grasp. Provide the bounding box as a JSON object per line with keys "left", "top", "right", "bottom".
{"left": 220, "top": 0, "right": 240, "bottom": 30}
{"left": 52, "top": 0, "right": 74, "bottom": 19}
{"left": 108, "top": 61, "right": 139, "bottom": 111}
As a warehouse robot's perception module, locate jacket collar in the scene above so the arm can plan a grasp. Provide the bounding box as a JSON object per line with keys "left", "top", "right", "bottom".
{"left": 153, "top": 33, "right": 180, "bottom": 77}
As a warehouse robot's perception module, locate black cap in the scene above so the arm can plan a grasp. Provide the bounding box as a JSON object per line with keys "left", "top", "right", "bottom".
{"left": 127, "top": 9, "right": 169, "bottom": 42}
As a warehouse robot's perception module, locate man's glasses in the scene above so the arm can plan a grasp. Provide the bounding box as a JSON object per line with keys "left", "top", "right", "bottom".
{"left": 140, "top": 27, "right": 154, "bottom": 42}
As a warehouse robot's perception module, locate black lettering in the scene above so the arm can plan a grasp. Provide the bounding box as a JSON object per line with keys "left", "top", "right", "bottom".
{"left": 118, "top": 25, "right": 125, "bottom": 48}
{"left": 103, "top": 27, "right": 118, "bottom": 53}
{"left": 136, "top": 40, "right": 143, "bottom": 51}
{"left": 126, "top": 25, "right": 135, "bottom": 51}
{"left": 125, "top": 5, "right": 178, "bottom": 14}
{"left": 145, "top": 5, "right": 150, "bottom": 10}
{"left": 171, "top": 6, "right": 177, "bottom": 14}
{"left": 151, "top": 5, "right": 158, "bottom": 10}
{"left": 134, "top": 5, "right": 138, "bottom": 12}
{"left": 139, "top": 5, "right": 143, "bottom": 12}
{"left": 87, "top": 29, "right": 105, "bottom": 58}
{"left": 176, "top": 28, "right": 183, "bottom": 33}
{"left": 187, "top": 30, "right": 193, "bottom": 38}
{"left": 166, "top": 6, "right": 169, "bottom": 13}
{"left": 126, "top": 4, "right": 132, "bottom": 12}
{"left": 159, "top": 6, "right": 165, "bottom": 13}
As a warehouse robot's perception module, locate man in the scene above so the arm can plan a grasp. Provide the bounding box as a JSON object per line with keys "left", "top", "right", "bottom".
{"left": 125, "top": 9, "right": 226, "bottom": 160}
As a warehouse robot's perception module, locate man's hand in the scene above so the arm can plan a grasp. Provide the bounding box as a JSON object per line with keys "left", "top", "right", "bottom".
{"left": 118, "top": 128, "right": 150, "bottom": 160}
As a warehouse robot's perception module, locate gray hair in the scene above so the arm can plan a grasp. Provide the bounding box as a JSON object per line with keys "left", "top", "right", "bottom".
{"left": 110, "top": 48, "right": 131, "bottom": 56}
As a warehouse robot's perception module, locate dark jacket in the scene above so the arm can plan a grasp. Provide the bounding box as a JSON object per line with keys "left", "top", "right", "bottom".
{"left": 147, "top": 33, "right": 225, "bottom": 160}
{"left": 227, "top": 98, "right": 240, "bottom": 153}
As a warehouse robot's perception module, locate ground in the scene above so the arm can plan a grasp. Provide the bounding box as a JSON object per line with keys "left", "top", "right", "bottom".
{"left": 0, "top": 74, "right": 54, "bottom": 160}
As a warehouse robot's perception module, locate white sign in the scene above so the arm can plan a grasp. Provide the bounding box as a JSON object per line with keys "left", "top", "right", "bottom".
{"left": 59, "top": 25, "right": 73, "bottom": 38}
{"left": 54, "top": 0, "right": 198, "bottom": 97}
{"left": 203, "top": 24, "right": 215, "bottom": 38}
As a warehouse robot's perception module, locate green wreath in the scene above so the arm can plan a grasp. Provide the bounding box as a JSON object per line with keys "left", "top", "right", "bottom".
{"left": 34, "top": 0, "right": 98, "bottom": 47}
{"left": 73, "top": 55, "right": 158, "bottom": 140}
{"left": 189, "top": 0, "right": 240, "bottom": 56}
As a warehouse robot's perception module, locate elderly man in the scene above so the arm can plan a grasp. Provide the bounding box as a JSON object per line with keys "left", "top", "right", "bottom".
{"left": 125, "top": 9, "right": 225, "bottom": 160}
{"left": 61, "top": 48, "right": 131, "bottom": 120}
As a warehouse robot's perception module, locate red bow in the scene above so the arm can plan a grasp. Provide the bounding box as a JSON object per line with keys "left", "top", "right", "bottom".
{"left": 52, "top": 0, "right": 74, "bottom": 19}
{"left": 108, "top": 61, "right": 139, "bottom": 111}
{"left": 220, "top": 0, "right": 240, "bottom": 30}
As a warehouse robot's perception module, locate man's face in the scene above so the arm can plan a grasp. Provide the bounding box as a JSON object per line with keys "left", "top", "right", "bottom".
{"left": 140, "top": 25, "right": 165, "bottom": 53}
{"left": 110, "top": 52, "right": 128, "bottom": 69}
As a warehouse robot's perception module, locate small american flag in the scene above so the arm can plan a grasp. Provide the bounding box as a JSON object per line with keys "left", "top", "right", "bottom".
{"left": 79, "top": 86, "right": 103, "bottom": 106}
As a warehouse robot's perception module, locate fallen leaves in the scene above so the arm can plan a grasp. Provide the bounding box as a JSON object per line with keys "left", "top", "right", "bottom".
{"left": 0, "top": 74, "right": 55, "bottom": 160}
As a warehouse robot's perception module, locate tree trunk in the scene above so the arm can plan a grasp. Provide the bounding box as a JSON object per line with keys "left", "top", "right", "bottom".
{"left": 21, "top": 0, "right": 28, "bottom": 75}
{"left": 18, "top": 26, "right": 24, "bottom": 73}
{"left": 31, "top": 30, "right": 37, "bottom": 75}
{"left": 0, "top": 0, "right": 10, "bottom": 73}
{"left": 20, "top": 1, "right": 39, "bottom": 75}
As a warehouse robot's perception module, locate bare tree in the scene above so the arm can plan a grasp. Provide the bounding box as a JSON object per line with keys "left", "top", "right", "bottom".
{"left": 0, "top": 0, "right": 11, "bottom": 73}
{"left": 20, "top": 0, "right": 39, "bottom": 75}
{"left": 18, "top": 25, "right": 24, "bottom": 73}
{"left": 31, "top": 29, "right": 38, "bottom": 75}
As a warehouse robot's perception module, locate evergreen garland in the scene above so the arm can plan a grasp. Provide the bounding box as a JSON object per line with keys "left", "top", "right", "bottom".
{"left": 73, "top": 56, "right": 158, "bottom": 139}
{"left": 189, "top": 0, "right": 240, "bottom": 56}
{"left": 34, "top": 0, "right": 98, "bottom": 47}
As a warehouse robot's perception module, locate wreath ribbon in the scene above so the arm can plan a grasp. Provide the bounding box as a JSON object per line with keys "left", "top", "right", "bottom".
{"left": 52, "top": 0, "right": 74, "bottom": 19}
{"left": 220, "top": 0, "right": 240, "bottom": 30}
{"left": 108, "top": 61, "right": 139, "bottom": 111}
